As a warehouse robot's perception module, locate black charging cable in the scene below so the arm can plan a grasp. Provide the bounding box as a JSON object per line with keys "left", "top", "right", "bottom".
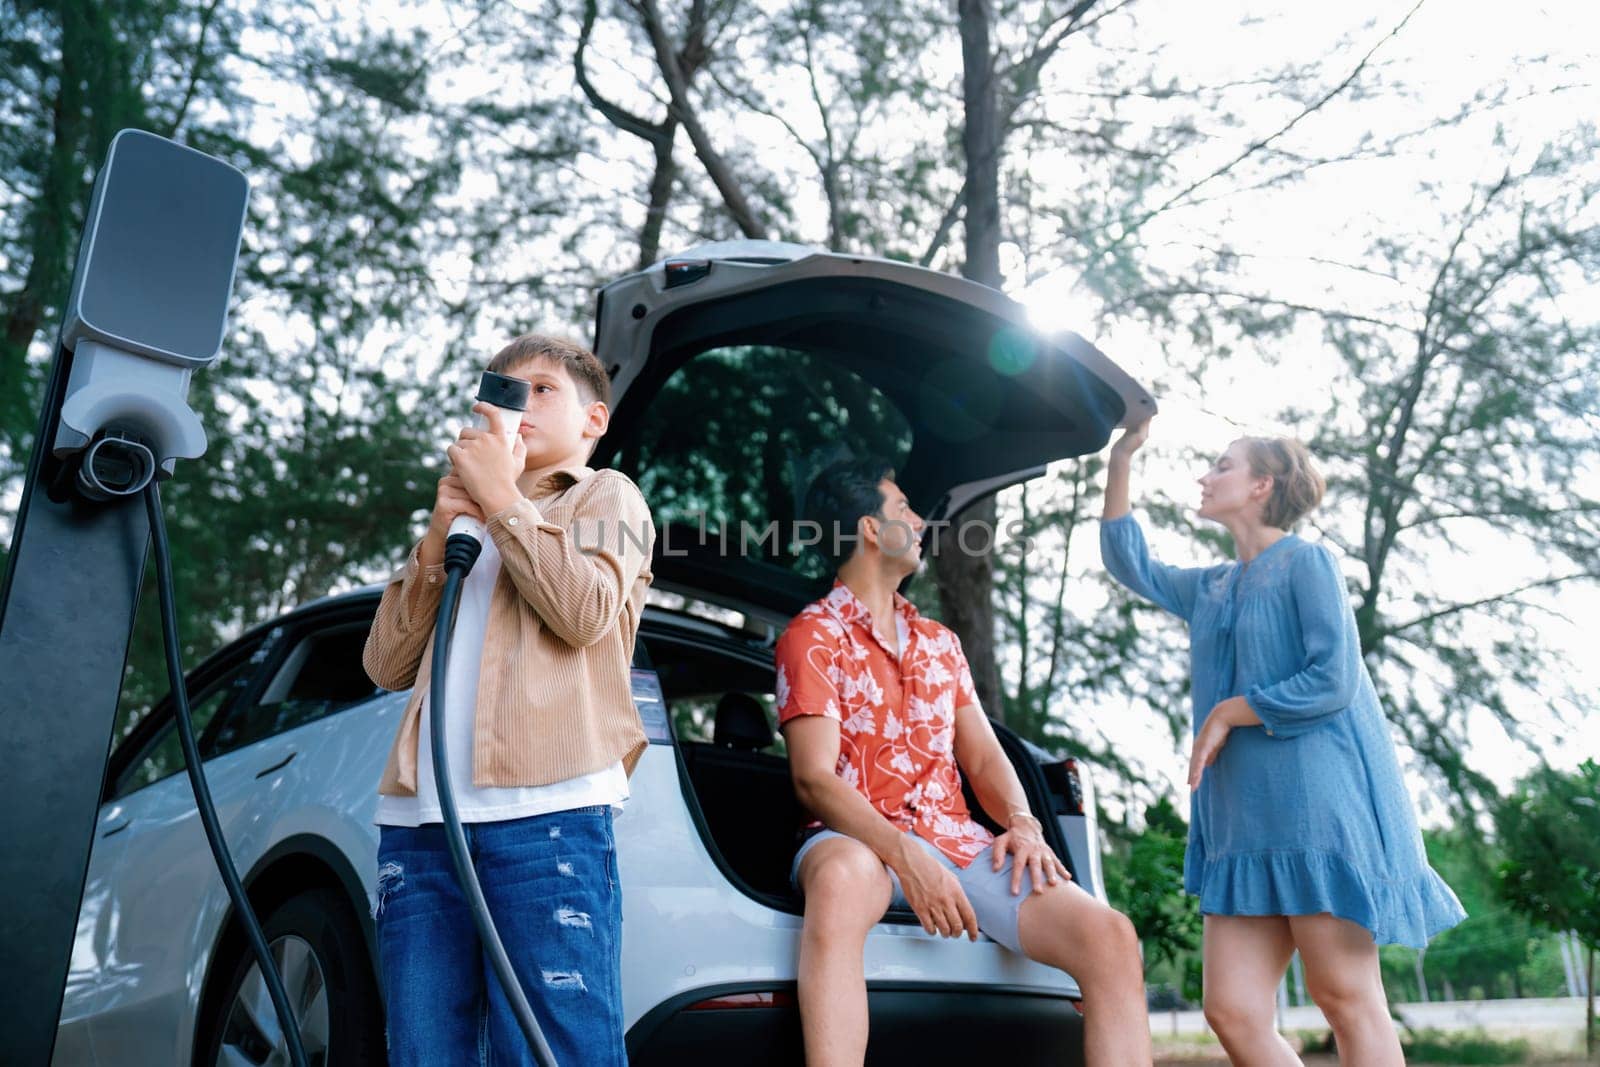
{"left": 144, "top": 482, "right": 310, "bottom": 1067}
{"left": 430, "top": 530, "right": 559, "bottom": 1066}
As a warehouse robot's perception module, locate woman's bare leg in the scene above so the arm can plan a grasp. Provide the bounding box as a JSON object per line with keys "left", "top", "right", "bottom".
{"left": 1289, "top": 914, "right": 1402, "bottom": 1066}
{"left": 1202, "top": 915, "right": 1302, "bottom": 1066}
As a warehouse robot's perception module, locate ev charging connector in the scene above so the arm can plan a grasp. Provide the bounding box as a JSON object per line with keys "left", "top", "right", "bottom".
{"left": 443, "top": 371, "right": 532, "bottom": 570}
{"left": 54, "top": 339, "right": 204, "bottom": 499}
{"left": 429, "top": 370, "right": 559, "bottom": 1066}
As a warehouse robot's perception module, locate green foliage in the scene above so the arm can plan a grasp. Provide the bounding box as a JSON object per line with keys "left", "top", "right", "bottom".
{"left": 1497, "top": 760, "right": 1600, "bottom": 948}
{"left": 1305, "top": 1024, "right": 1537, "bottom": 1062}
{"left": 1398, "top": 1029, "right": 1530, "bottom": 1065}
{"left": 1496, "top": 760, "right": 1600, "bottom": 1054}
{"left": 1419, "top": 830, "right": 1537, "bottom": 997}
{"left": 1378, "top": 829, "right": 1579, "bottom": 1004}
{"left": 1104, "top": 796, "right": 1202, "bottom": 975}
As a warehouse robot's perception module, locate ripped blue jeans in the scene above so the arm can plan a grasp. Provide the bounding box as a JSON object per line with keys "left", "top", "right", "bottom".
{"left": 374, "top": 807, "right": 625, "bottom": 1067}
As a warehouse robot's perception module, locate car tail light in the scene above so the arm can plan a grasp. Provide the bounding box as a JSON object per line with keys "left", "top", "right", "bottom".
{"left": 1041, "top": 758, "right": 1085, "bottom": 816}
{"left": 685, "top": 991, "right": 797, "bottom": 1011}
{"left": 664, "top": 259, "right": 712, "bottom": 288}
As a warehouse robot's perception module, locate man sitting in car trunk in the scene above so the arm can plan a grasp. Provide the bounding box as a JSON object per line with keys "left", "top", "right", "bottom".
{"left": 777, "top": 458, "right": 1152, "bottom": 1066}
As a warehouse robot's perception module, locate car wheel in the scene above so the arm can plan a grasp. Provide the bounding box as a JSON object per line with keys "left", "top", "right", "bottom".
{"left": 197, "top": 887, "right": 383, "bottom": 1066}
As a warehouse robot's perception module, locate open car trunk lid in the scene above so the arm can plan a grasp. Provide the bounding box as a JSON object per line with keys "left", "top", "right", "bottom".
{"left": 592, "top": 240, "right": 1155, "bottom": 621}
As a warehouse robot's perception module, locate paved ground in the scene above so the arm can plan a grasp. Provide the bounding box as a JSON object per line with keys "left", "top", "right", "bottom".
{"left": 1150, "top": 996, "right": 1593, "bottom": 1064}
{"left": 1152, "top": 995, "right": 1591, "bottom": 1037}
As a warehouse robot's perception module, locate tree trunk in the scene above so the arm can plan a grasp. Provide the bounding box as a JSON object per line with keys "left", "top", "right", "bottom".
{"left": 957, "top": 0, "right": 1002, "bottom": 287}
{"left": 2, "top": 73, "right": 77, "bottom": 438}
{"left": 638, "top": 128, "right": 679, "bottom": 270}
{"left": 935, "top": 0, "right": 1004, "bottom": 720}
{"left": 1587, "top": 942, "right": 1594, "bottom": 1060}
{"left": 936, "top": 496, "right": 1004, "bottom": 721}
{"left": 638, "top": 0, "right": 765, "bottom": 239}
{"left": 575, "top": 0, "right": 703, "bottom": 270}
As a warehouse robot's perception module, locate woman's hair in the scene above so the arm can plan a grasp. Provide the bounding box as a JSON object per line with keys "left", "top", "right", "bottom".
{"left": 1240, "top": 437, "right": 1325, "bottom": 530}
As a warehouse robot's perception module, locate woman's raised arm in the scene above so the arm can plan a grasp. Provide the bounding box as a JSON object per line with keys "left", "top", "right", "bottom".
{"left": 1102, "top": 418, "right": 1150, "bottom": 521}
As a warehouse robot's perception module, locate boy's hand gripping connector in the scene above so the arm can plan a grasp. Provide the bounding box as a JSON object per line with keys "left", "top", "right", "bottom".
{"left": 444, "top": 371, "right": 531, "bottom": 573}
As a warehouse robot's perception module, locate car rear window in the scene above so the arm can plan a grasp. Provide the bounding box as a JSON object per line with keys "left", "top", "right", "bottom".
{"left": 611, "top": 343, "right": 913, "bottom": 583}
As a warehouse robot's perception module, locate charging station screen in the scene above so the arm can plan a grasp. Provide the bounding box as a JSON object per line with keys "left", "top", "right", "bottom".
{"left": 77, "top": 131, "right": 248, "bottom": 365}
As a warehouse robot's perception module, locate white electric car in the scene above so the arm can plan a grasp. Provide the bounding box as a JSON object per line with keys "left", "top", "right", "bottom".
{"left": 53, "top": 241, "right": 1154, "bottom": 1066}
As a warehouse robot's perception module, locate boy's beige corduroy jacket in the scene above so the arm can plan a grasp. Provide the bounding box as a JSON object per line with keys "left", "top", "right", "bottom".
{"left": 364, "top": 465, "right": 655, "bottom": 795}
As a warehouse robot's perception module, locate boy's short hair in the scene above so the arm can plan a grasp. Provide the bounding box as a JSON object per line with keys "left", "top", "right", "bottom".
{"left": 488, "top": 333, "right": 612, "bottom": 408}
{"left": 803, "top": 456, "right": 896, "bottom": 571}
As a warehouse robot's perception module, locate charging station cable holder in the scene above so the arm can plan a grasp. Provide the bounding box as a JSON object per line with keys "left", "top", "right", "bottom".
{"left": 49, "top": 129, "right": 247, "bottom": 499}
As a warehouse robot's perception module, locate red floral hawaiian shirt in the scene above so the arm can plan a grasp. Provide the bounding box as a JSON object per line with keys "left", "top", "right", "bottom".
{"left": 775, "top": 580, "right": 995, "bottom": 868}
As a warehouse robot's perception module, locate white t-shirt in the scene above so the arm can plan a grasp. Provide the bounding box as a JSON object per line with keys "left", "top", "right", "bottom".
{"left": 375, "top": 533, "right": 629, "bottom": 828}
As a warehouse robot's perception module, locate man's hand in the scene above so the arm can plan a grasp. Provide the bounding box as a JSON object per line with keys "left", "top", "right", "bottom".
{"left": 1188, "top": 696, "right": 1258, "bottom": 789}
{"left": 992, "top": 818, "right": 1071, "bottom": 896}
{"left": 447, "top": 403, "right": 526, "bottom": 516}
{"left": 892, "top": 836, "right": 979, "bottom": 941}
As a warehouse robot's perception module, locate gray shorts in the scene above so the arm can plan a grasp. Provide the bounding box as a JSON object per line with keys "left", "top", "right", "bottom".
{"left": 791, "top": 828, "right": 1030, "bottom": 954}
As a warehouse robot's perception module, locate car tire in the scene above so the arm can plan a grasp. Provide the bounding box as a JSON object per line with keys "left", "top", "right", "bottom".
{"left": 195, "top": 886, "right": 384, "bottom": 1066}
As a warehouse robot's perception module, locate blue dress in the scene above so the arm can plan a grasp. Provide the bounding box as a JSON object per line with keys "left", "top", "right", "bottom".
{"left": 1101, "top": 513, "right": 1465, "bottom": 947}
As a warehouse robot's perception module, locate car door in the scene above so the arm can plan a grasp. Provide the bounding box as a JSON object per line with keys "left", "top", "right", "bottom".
{"left": 87, "top": 608, "right": 386, "bottom": 1064}
{"left": 52, "top": 800, "right": 134, "bottom": 1066}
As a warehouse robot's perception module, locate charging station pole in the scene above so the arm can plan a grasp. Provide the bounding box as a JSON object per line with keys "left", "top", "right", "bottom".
{"left": 0, "top": 131, "right": 247, "bottom": 1065}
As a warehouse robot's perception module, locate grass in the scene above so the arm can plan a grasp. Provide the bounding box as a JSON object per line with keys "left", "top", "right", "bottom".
{"left": 1294, "top": 1026, "right": 1553, "bottom": 1064}
{"left": 1400, "top": 1029, "right": 1532, "bottom": 1065}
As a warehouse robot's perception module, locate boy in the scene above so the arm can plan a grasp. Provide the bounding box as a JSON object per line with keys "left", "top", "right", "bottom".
{"left": 776, "top": 457, "right": 1152, "bottom": 1066}
{"left": 363, "top": 334, "right": 654, "bottom": 1066}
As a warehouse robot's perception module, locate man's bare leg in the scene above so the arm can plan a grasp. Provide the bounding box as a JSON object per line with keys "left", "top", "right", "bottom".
{"left": 795, "top": 836, "right": 894, "bottom": 1067}
{"left": 1017, "top": 880, "right": 1153, "bottom": 1066}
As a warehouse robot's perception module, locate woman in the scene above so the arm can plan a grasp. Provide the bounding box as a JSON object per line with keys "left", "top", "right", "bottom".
{"left": 1101, "top": 418, "right": 1463, "bottom": 1066}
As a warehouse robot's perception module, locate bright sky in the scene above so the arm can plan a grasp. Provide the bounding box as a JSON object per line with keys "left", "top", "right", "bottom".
{"left": 1011, "top": 0, "right": 1600, "bottom": 822}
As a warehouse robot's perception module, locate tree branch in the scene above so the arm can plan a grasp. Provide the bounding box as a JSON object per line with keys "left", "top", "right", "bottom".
{"left": 165, "top": 0, "right": 224, "bottom": 137}
{"left": 1378, "top": 572, "right": 1598, "bottom": 639}
{"left": 919, "top": 178, "right": 966, "bottom": 266}
{"left": 1097, "top": 0, "right": 1428, "bottom": 261}
{"left": 1100, "top": 283, "right": 1413, "bottom": 333}
{"left": 999, "top": 0, "right": 1133, "bottom": 130}
{"left": 633, "top": 0, "right": 766, "bottom": 238}
{"left": 577, "top": 0, "right": 670, "bottom": 146}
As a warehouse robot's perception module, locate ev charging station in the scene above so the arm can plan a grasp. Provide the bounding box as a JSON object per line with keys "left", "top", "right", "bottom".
{"left": 0, "top": 130, "right": 249, "bottom": 1065}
